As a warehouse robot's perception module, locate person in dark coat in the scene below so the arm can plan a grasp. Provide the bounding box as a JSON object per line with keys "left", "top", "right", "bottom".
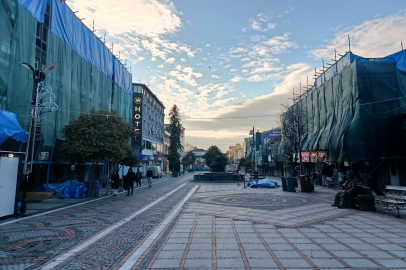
{"left": 147, "top": 167, "right": 153, "bottom": 187}
{"left": 111, "top": 170, "right": 119, "bottom": 196}
{"left": 126, "top": 168, "right": 136, "bottom": 196}
{"left": 136, "top": 170, "right": 142, "bottom": 187}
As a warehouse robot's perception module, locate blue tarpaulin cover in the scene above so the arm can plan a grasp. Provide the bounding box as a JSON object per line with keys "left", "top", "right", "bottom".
{"left": 113, "top": 57, "right": 132, "bottom": 94}
{"left": 0, "top": 109, "right": 28, "bottom": 146}
{"left": 18, "top": 0, "right": 48, "bottom": 23}
{"left": 247, "top": 178, "right": 280, "bottom": 188}
{"left": 61, "top": 185, "right": 87, "bottom": 199}
{"left": 51, "top": 0, "right": 114, "bottom": 78}
{"left": 33, "top": 180, "right": 86, "bottom": 195}
{"left": 387, "top": 50, "right": 406, "bottom": 73}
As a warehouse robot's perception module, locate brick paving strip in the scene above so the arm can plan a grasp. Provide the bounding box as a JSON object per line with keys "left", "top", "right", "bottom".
{"left": 117, "top": 185, "right": 199, "bottom": 270}
{"left": 38, "top": 183, "right": 190, "bottom": 270}
{"left": 178, "top": 214, "right": 199, "bottom": 268}
{"left": 249, "top": 221, "right": 284, "bottom": 270}
{"left": 230, "top": 219, "right": 250, "bottom": 270}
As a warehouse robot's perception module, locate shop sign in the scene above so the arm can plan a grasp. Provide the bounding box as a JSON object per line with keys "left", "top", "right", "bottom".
{"left": 301, "top": 152, "right": 309, "bottom": 162}
{"left": 132, "top": 93, "right": 143, "bottom": 148}
{"left": 344, "top": 161, "right": 349, "bottom": 167}
{"left": 318, "top": 151, "right": 327, "bottom": 162}
{"left": 71, "top": 165, "right": 75, "bottom": 170}
{"left": 38, "top": 152, "right": 50, "bottom": 161}
{"left": 310, "top": 152, "right": 318, "bottom": 162}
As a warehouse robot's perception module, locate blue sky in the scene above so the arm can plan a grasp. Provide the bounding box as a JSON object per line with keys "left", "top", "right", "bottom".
{"left": 70, "top": 0, "right": 406, "bottom": 150}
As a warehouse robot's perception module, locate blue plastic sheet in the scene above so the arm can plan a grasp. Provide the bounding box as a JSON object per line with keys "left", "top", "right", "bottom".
{"left": 387, "top": 50, "right": 406, "bottom": 73}
{"left": 113, "top": 57, "right": 132, "bottom": 93}
{"left": 61, "top": 185, "right": 87, "bottom": 199}
{"left": 0, "top": 109, "right": 28, "bottom": 147}
{"left": 33, "top": 180, "right": 86, "bottom": 195}
{"left": 247, "top": 179, "right": 280, "bottom": 188}
{"left": 18, "top": 0, "right": 48, "bottom": 23}
{"left": 50, "top": 0, "right": 113, "bottom": 78}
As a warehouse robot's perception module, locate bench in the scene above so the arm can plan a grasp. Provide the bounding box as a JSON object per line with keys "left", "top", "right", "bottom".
{"left": 375, "top": 185, "right": 406, "bottom": 217}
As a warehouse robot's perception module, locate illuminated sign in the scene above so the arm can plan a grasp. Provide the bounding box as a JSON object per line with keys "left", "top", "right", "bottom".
{"left": 301, "top": 152, "right": 309, "bottom": 162}
{"left": 133, "top": 93, "right": 143, "bottom": 148}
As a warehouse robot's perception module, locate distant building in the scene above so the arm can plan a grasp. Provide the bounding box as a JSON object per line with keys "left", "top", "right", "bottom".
{"left": 133, "top": 83, "right": 165, "bottom": 176}
{"left": 191, "top": 149, "right": 207, "bottom": 168}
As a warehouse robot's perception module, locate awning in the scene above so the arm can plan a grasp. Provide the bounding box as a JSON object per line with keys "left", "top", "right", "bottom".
{"left": 138, "top": 154, "right": 155, "bottom": 161}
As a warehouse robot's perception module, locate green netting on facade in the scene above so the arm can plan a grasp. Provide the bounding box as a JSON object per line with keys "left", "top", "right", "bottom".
{"left": 42, "top": 32, "right": 113, "bottom": 146}
{"left": 281, "top": 57, "right": 406, "bottom": 163}
{"left": 111, "top": 83, "right": 132, "bottom": 124}
{"left": 0, "top": 0, "right": 37, "bottom": 130}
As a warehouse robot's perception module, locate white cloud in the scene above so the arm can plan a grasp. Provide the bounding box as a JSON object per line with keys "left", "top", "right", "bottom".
{"left": 210, "top": 97, "right": 236, "bottom": 107}
{"left": 211, "top": 74, "right": 220, "bottom": 79}
{"left": 206, "top": 44, "right": 211, "bottom": 47}
{"left": 230, "top": 75, "right": 242, "bottom": 82}
{"left": 312, "top": 11, "right": 406, "bottom": 58}
{"left": 244, "top": 13, "right": 277, "bottom": 32}
{"left": 166, "top": 57, "right": 176, "bottom": 63}
{"left": 69, "top": 0, "right": 182, "bottom": 38}
{"left": 137, "top": 56, "right": 145, "bottom": 62}
{"left": 158, "top": 64, "right": 164, "bottom": 68}
{"left": 167, "top": 66, "right": 203, "bottom": 86}
{"left": 230, "top": 69, "right": 237, "bottom": 72}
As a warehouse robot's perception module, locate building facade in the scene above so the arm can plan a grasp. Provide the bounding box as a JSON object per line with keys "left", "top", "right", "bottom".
{"left": 191, "top": 149, "right": 207, "bottom": 168}
{"left": 133, "top": 83, "right": 165, "bottom": 176}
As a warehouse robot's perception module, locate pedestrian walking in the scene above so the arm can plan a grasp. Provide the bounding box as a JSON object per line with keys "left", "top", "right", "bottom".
{"left": 136, "top": 170, "right": 142, "bottom": 187}
{"left": 111, "top": 170, "right": 119, "bottom": 196}
{"left": 147, "top": 167, "right": 153, "bottom": 187}
{"left": 126, "top": 168, "right": 136, "bottom": 196}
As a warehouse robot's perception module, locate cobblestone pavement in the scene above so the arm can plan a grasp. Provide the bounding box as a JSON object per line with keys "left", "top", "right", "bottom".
{"left": 1, "top": 176, "right": 406, "bottom": 269}
{"left": 0, "top": 174, "right": 196, "bottom": 269}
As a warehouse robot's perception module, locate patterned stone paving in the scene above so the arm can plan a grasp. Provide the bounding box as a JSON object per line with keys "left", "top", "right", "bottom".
{"left": 1, "top": 177, "right": 406, "bottom": 269}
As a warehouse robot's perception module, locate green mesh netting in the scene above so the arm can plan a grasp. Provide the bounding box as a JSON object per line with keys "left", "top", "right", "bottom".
{"left": 281, "top": 57, "right": 406, "bottom": 163}
{"left": 0, "top": 0, "right": 37, "bottom": 130}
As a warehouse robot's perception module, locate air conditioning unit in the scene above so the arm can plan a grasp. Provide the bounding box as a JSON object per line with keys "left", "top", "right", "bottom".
{"left": 151, "top": 130, "right": 155, "bottom": 135}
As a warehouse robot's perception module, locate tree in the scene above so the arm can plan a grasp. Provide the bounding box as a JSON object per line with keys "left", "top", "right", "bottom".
{"left": 203, "top": 145, "right": 228, "bottom": 171}
{"left": 239, "top": 157, "right": 253, "bottom": 168}
{"left": 168, "top": 105, "right": 184, "bottom": 152}
{"left": 182, "top": 152, "right": 196, "bottom": 169}
{"left": 115, "top": 147, "right": 138, "bottom": 171}
{"left": 61, "top": 108, "right": 136, "bottom": 196}
{"left": 167, "top": 105, "right": 184, "bottom": 171}
{"left": 167, "top": 149, "right": 180, "bottom": 172}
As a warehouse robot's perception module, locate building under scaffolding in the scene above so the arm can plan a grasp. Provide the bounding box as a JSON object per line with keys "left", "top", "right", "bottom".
{"left": 0, "top": 0, "right": 133, "bottom": 190}
{"left": 279, "top": 50, "right": 406, "bottom": 188}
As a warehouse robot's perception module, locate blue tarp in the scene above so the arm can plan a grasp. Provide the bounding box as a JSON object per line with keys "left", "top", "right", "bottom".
{"left": 33, "top": 180, "right": 86, "bottom": 195}
{"left": 247, "top": 179, "right": 280, "bottom": 188}
{"left": 18, "top": 0, "right": 48, "bottom": 23}
{"left": 51, "top": 0, "right": 114, "bottom": 78}
{"left": 387, "top": 50, "right": 406, "bottom": 73}
{"left": 61, "top": 185, "right": 87, "bottom": 199}
{"left": 113, "top": 57, "right": 132, "bottom": 93}
{"left": 0, "top": 109, "right": 28, "bottom": 147}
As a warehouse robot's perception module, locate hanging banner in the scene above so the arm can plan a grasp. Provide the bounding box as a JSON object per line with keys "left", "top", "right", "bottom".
{"left": 310, "top": 152, "right": 318, "bottom": 162}
{"left": 132, "top": 93, "right": 143, "bottom": 148}
{"left": 318, "top": 151, "right": 328, "bottom": 162}
{"left": 301, "top": 152, "right": 309, "bottom": 162}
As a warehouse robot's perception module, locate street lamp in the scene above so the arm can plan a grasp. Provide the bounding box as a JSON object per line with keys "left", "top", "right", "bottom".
{"left": 20, "top": 61, "right": 60, "bottom": 214}
{"left": 249, "top": 126, "right": 256, "bottom": 173}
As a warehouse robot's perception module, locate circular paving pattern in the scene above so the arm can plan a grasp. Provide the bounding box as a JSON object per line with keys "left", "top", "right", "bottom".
{"left": 189, "top": 193, "right": 323, "bottom": 211}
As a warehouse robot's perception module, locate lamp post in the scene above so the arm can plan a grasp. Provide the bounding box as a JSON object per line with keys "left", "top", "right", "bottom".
{"left": 249, "top": 126, "right": 255, "bottom": 172}
{"left": 19, "top": 62, "right": 60, "bottom": 214}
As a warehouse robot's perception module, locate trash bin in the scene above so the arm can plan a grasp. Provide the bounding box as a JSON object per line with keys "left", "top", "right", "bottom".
{"left": 286, "top": 177, "right": 297, "bottom": 192}
{"left": 300, "top": 175, "right": 312, "bottom": 192}
{"left": 92, "top": 181, "right": 100, "bottom": 197}
{"left": 281, "top": 177, "right": 287, "bottom": 191}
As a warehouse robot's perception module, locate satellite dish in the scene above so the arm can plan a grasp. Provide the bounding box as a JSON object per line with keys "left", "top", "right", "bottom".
{"left": 42, "top": 62, "right": 60, "bottom": 74}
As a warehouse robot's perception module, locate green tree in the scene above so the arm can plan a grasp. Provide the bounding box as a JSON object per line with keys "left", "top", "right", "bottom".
{"left": 167, "top": 149, "right": 180, "bottom": 172}
{"left": 182, "top": 152, "right": 196, "bottom": 169}
{"left": 239, "top": 157, "right": 253, "bottom": 168}
{"left": 61, "top": 108, "right": 135, "bottom": 196}
{"left": 203, "top": 145, "right": 228, "bottom": 171}
{"left": 115, "top": 147, "right": 138, "bottom": 171}
{"left": 168, "top": 105, "right": 184, "bottom": 153}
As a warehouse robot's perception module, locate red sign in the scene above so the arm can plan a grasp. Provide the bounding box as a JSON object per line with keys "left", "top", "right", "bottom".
{"left": 301, "top": 152, "right": 309, "bottom": 162}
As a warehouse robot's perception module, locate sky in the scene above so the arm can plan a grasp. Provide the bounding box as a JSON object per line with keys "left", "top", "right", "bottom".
{"left": 69, "top": 0, "right": 406, "bottom": 151}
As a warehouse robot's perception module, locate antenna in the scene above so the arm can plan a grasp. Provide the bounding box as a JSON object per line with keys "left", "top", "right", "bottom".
{"left": 402, "top": 40, "right": 404, "bottom": 51}
{"left": 118, "top": 51, "right": 121, "bottom": 60}
{"left": 103, "top": 33, "right": 106, "bottom": 43}
{"left": 92, "top": 20, "right": 95, "bottom": 32}
{"left": 112, "top": 43, "right": 114, "bottom": 54}
{"left": 300, "top": 82, "right": 302, "bottom": 97}
{"left": 348, "top": 35, "right": 351, "bottom": 52}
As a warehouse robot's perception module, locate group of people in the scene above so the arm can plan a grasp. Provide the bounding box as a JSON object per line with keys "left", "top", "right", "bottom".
{"left": 110, "top": 167, "right": 154, "bottom": 196}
